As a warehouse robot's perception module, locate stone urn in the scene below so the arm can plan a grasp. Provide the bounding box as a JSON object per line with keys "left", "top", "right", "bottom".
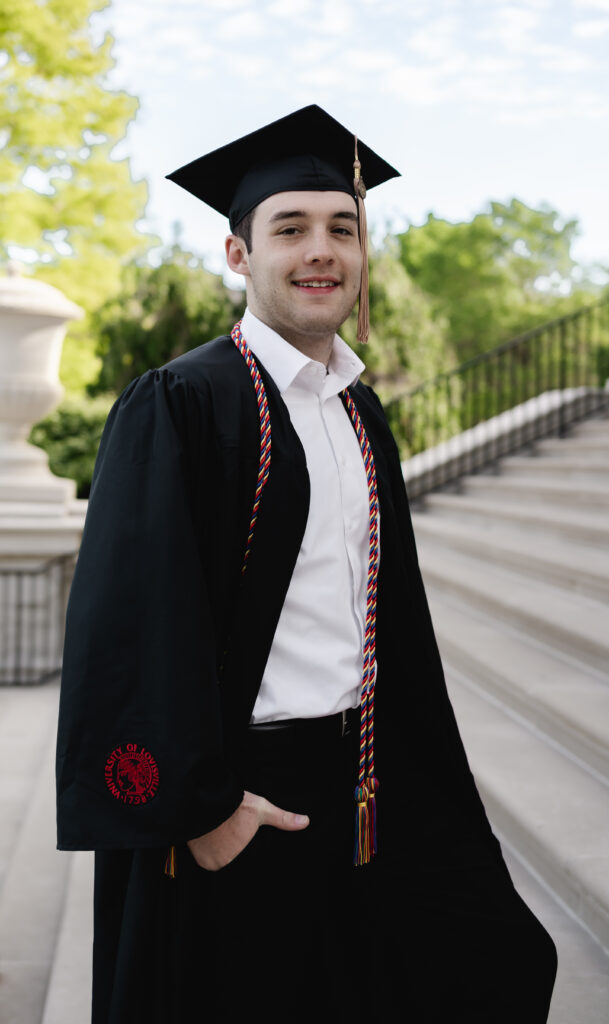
{"left": 0, "top": 262, "right": 84, "bottom": 504}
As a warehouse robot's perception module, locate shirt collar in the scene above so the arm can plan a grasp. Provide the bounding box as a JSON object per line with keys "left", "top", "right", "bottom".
{"left": 240, "top": 307, "right": 365, "bottom": 398}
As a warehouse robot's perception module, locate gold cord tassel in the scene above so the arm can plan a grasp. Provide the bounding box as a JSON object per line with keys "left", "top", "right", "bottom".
{"left": 353, "top": 137, "right": 370, "bottom": 345}
{"left": 164, "top": 844, "right": 176, "bottom": 878}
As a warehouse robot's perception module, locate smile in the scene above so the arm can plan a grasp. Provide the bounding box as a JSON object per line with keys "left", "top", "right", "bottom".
{"left": 292, "top": 281, "right": 338, "bottom": 288}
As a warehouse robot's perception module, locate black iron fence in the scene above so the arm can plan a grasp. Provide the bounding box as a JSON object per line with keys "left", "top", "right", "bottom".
{"left": 385, "top": 297, "right": 609, "bottom": 463}
{"left": 0, "top": 554, "right": 76, "bottom": 685}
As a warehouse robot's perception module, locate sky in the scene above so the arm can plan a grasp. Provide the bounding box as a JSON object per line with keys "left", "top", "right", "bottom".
{"left": 93, "top": 0, "right": 609, "bottom": 282}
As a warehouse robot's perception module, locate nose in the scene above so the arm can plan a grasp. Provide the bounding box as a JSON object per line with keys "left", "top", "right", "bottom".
{"left": 304, "top": 226, "right": 335, "bottom": 265}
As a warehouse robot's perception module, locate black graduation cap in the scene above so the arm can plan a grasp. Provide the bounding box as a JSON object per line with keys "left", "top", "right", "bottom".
{"left": 165, "top": 104, "right": 400, "bottom": 231}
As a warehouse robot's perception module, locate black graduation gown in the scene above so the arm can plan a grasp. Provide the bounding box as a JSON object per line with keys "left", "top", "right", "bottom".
{"left": 56, "top": 335, "right": 556, "bottom": 1022}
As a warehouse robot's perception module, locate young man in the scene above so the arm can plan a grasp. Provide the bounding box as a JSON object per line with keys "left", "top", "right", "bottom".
{"left": 56, "top": 106, "right": 557, "bottom": 1023}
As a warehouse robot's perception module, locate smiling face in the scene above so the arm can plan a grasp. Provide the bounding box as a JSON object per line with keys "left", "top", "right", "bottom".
{"left": 225, "top": 190, "right": 362, "bottom": 359}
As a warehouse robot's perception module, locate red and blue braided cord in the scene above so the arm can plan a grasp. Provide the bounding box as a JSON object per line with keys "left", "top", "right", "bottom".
{"left": 343, "top": 388, "right": 380, "bottom": 864}
{"left": 231, "top": 321, "right": 272, "bottom": 574}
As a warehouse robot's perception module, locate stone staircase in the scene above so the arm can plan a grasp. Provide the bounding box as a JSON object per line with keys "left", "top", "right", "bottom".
{"left": 1, "top": 417, "right": 608, "bottom": 1024}
{"left": 413, "top": 413, "right": 609, "bottom": 1022}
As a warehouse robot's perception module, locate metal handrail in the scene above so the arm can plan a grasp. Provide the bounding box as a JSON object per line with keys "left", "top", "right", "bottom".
{"left": 385, "top": 297, "right": 609, "bottom": 467}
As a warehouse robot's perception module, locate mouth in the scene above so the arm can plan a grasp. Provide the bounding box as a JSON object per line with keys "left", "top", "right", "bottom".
{"left": 292, "top": 278, "right": 340, "bottom": 290}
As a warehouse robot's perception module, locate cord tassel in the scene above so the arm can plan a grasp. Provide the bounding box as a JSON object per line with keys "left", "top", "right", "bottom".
{"left": 354, "top": 783, "right": 370, "bottom": 866}
{"left": 366, "top": 775, "right": 379, "bottom": 857}
{"left": 353, "top": 136, "right": 370, "bottom": 345}
{"left": 164, "top": 844, "right": 176, "bottom": 878}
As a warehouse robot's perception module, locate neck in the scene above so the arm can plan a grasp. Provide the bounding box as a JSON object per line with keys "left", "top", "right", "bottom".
{"left": 278, "top": 329, "right": 334, "bottom": 367}
{"left": 247, "top": 308, "right": 335, "bottom": 366}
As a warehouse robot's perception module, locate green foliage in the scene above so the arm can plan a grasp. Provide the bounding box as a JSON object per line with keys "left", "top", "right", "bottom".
{"left": 0, "top": 0, "right": 157, "bottom": 389}
{"left": 396, "top": 199, "right": 585, "bottom": 361}
{"left": 341, "top": 243, "right": 460, "bottom": 455}
{"left": 29, "top": 394, "right": 114, "bottom": 498}
{"left": 92, "top": 247, "right": 245, "bottom": 394}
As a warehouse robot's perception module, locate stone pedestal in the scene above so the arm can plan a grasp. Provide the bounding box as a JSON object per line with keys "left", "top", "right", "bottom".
{"left": 0, "top": 264, "right": 87, "bottom": 681}
{"left": 0, "top": 263, "right": 86, "bottom": 559}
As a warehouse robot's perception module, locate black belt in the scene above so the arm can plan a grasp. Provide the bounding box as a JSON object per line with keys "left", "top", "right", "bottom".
{"left": 248, "top": 706, "right": 360, "bottom": 740}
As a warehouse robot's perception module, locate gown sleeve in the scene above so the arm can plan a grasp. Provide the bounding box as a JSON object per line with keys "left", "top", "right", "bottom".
{"left": 56, "top": 368, "right": 244, "bottom": 850}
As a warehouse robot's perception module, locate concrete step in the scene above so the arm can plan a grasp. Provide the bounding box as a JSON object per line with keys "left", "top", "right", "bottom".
{"left": 502, "top": 847, "right": 609, "bottom": 1024}
{"left": 413, "top": 512, "right": 609, "bottom": 602}
{"left": 416, "top": 540, "right": 609, "bottom": 675}
{"left": 424, "top": 589, "right": 609, "bottom": 780}
{"left": 445, "top": 668, "right": 609, "bottom": 952}
{"left": 460, "top": 474, "right": 609, "bottom": 513}
{"left": 0, "top": 685, "right": 71, "bottom": 1024}
{"left": 535, "top": 436, "right": 609, "bottom": 455}
{"left": 500, "top": 456, "right": 609, "bottom": 478}
{"left": 570, "top": 417, "right": 609, "bottom": 436}
{"left": 423, "top": 491, "right": 609, "bottom": 548}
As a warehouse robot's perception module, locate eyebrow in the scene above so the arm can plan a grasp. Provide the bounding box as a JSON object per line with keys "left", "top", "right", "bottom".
{"left": 268, "top": 209, "right": 358, "bottom": 224}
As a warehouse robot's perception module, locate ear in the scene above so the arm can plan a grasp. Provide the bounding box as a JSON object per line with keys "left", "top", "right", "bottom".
{"left": 225, "top": 235, "right": 251, "bottom": 279}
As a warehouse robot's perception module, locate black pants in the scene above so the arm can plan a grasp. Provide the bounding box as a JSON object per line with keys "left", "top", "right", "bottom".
{"left": 93, "top": 721, "right": 557, "bottom": 1023}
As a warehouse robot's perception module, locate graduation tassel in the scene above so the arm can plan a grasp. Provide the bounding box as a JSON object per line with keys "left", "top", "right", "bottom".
{"left": 164, "top": 844, "right": 176, "bottom": 878}
{"left": 366, "top": 774, "right": 379, "bottom": 857}
{"left": 354, "top": 783, "right": 370, "bottom": 865}
{"left": 353, "top": 136, "right": 370, "bottom": 345}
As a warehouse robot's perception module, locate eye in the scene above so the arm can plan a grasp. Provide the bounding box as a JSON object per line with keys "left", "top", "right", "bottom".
{"left": 332, "top": 225, "right": 355, "bottom": 236}
{"left": 276, "top": 225, "right": 301, "bottom": 236}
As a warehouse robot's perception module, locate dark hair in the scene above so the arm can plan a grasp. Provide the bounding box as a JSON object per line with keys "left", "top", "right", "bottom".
{"left": 232, "top": 208, "right": 255, "bottom": 254}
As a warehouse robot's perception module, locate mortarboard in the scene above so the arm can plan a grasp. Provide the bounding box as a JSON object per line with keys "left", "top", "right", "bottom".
{"left": 166, "top": 105, "right": 400, "bottom": 343}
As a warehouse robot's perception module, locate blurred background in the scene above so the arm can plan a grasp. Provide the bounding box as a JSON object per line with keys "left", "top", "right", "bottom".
{"left": 2, "top": 0, "right": 609, "bottom": 491}
{"left": 1, "top": 2, "right": 608, "bottom": 1023}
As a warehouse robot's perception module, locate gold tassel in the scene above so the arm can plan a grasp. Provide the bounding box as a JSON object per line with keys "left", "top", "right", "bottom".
{"left": 164, "top": 844, "right": 176, "bottom": 878}
{"left": 353, "top": 137, "right": 370, "bottom": 345}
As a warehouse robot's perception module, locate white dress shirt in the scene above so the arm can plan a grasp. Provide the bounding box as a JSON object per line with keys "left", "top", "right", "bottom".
{"left": 240, "top": 308, "right": 378, "bottom": 724}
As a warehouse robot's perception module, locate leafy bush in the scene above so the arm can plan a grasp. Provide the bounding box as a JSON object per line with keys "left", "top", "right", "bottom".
{"left": 91, "top": 248, "right": 244, "bottom": 395}
{"left": 29, "top": 395, "right": 114, "bottom": 498}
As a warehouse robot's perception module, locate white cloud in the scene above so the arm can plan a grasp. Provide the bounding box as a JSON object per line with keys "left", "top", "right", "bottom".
{"left": 408, "top": 17, "right": 460, "bottom": 60}
{"left": 477, "top": 3, "right": 541, "bottom": 51}
{"left": 296, "top": 64, "right": 351, "bottom": 89}
{"left": 290, "top": 38, "right": 337, "bottom": 64}
{"left": 570, "top": 90, "right": 609, "bottom": 117}
{"left": 343, "top": 48, "right": 400, "bottom": 73}
{"left": 224, "top": 53, "right": 269, "bottom": 77}
{"left": 380, "top": 64, "right": 453, "bottom": 105}
{"left": 469, "top": 55, "right": 521, "bottom": 73}
{"left": 189, "top": 64, "right": 214, "bottom": 81}
{"left": 573, "top": 0, "right": 609, "bottom": 10}
{"left": 573, "top": 16, "right": 609, "bottom": 36}
{"left": 314, "top": 0, "right": 353, "bottom": 37}
{"left": 267, "top": 0, "right": 313, "bottom": 16}
{"left": 540, "top": 51, "right": 597, "bottom": 70}
{"left": 158, "top": 26, "right": 208, "bottom": 48}
{"left": 215, "top": 10, "right": 269, "bottom": 40}
{"left": 358, "top": 0, "right": 420, "bottom": 13}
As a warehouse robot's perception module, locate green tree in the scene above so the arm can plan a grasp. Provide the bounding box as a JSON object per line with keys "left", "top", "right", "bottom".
{"left": 92, "top": 247, "right": 245, "bottom": 395}
{"left": 396, "top": 199, "right": 584, "bottom": 360}
{"left": 341, "top": 243, "right": 457, "bottom": 455}
{"left": 1, "top": 0, "right": 155, "bottom": 387}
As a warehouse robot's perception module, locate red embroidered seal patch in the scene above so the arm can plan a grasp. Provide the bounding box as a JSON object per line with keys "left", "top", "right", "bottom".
{"left": 105, "top": 743, "right": 159, "bottom": 805}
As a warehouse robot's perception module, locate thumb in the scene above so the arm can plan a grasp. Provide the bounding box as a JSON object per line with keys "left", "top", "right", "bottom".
{"left": 260, "top": 799, "right": 309, "bottom": 831}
